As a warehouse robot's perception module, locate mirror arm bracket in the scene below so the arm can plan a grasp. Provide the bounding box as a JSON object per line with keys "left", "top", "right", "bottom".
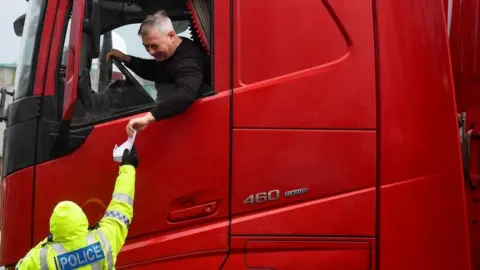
{"left": 0, "top": 87, "right": 14, "bottom": 122}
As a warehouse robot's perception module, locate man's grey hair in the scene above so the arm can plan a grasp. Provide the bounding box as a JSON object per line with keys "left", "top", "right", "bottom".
{"left": 138, "top": 10, "right": 175, "bottom": 36}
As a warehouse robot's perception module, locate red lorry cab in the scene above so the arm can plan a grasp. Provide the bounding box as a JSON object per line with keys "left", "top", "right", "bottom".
{"left": 0, "top": 0, "right": 476, "bottom": 269}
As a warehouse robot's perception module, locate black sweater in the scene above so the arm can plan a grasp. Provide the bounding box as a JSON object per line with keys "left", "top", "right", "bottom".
{"left": 124, "top": 37, "right": 209, "bottom": 121}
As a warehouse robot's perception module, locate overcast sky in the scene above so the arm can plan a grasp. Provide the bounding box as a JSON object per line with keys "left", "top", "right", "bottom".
{"left": 0, "top": 0, "right": 28, "bottom": 64}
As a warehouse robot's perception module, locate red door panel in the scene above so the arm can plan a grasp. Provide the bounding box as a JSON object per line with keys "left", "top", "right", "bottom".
{"left": 0, "top": 168, "right": 34, "bottom": 266}
{"left": 231, "top": 187, "right": 375, "bottom": 236}
{"left": 116, "top": 220, "right": 229, "bottom": 266}
{"left": 117, "top": 251, "right": 227, "bottom": 269}
{"left": 245, "top": 240, "right": 371, "bottom": 270}
{"left": 233, "top": 0, "right": 375, "bottom": 129}
{"left": 33, "top": 94, "right": 230, "bottom": 265}
{"left": 222, "top": 237, "right": 374, "bottom": 269}
{"left": 231, "top": 129, "right": 375, "bottom": 236}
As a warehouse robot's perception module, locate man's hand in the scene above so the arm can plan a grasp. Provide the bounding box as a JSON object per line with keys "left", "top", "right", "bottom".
{"left": 106, "top": 49, "right": 131, "bottom": 63}
{"left": 121, "top": 147, "right": 139, "bottom": 168}
{"left": 126, "top": 112, "right": 156, "bottom": 137}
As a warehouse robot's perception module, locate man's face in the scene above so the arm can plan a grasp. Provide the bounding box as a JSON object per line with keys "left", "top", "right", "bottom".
{"left": 142, "top": 29, "right": 176, "bottom": 61}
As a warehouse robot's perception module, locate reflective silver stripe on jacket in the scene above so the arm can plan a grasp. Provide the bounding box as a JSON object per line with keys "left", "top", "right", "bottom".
{"left": 40, "top": 243, "right": 67, "bottom": 269}
{"left": 88, "top": 232, "right": 101, "bottom": 270}
{"left": 112, "top": 192, "right": 134, "bottom": 207}
{"left": 39, "top": 248, "right": 48, "bottom": 270}
{"left": 96, "top": 229, "right": 114, "bottom": 269}
{"left": 40, "top": 241, "right": 70, "bottom": 269}
{"left": 88, "top": 231, "right": 114, "bottom": 270}
{"left": 51, "top": 243, "right": 67, "bottom": 254}
{"left": 38, "top": 231, "right": 114, "bottom": 270}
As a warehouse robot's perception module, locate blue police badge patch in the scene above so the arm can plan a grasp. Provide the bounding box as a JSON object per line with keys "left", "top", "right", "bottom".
{"left": 56, "top": 242, "right": 105, "bottom": 270}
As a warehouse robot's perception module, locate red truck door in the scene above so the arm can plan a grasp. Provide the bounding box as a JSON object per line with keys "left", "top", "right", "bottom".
{"left": 30, "top": 0, "right": 230, "bottom": 268}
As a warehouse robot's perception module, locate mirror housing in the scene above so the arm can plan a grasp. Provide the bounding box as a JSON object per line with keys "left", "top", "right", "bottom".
{"left": 13, "top": 14, "right": 26, "bottom": 37}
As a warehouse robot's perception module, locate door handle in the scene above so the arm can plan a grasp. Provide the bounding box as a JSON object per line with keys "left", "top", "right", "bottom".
{"left": 168, "top": 202, "right": 218, "bottom": 222}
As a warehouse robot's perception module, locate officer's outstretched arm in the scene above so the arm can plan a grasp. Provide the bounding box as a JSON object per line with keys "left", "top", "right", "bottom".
{"left": 99, "top": 147, "right": 138, "bottom": 258}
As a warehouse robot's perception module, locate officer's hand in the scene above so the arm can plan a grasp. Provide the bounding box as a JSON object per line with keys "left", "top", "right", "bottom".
{"left": 121, "top": 147, "right": 139, "bottom": 168}
{"left": 106, "top": 49, "right": 131, "bottom": 63}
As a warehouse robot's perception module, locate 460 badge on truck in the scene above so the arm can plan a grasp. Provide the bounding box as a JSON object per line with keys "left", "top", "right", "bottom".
{"left": 243, "top": 188, "right": 309, "bottom": 205}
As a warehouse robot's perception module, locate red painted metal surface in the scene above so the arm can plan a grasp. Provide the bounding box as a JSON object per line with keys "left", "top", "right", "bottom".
{"left": 213, "top": 0, "right": 230, "bottom": 92}
{"left": 235, "top": 0, "right": 348, "bottom": 85}
{"left": 116, "top": 221, "right": 228, "bottom": 267}
{"left": 44, "top": 0, "right": 69, "bottom": 96}
{"left": 233, "top": 0, "right": 375, "bottom": 129}
{"left": 376, "top": 0, "right": 470, "bottom": 269}
{"left": 380, "top": 174, "right": 469, "bottom": 269}
{"left": 31, "top": 0, "right": 58, "bottom": 96}
{"left": 0, "top": 0, "right": 63, "bottom": 264}
{"left": 230, "top": 187, "right": 374, "bottom": 236}
{"left": 231, "top": 129, "right": 375, "bottom": 235}
{"left": 3, "top": 0, "right": 480, "bottom": 268}
{"left": 450, "top": 0, "right": 480, "bottom": 112}
{"left": 245, "top": 240, "right": 370, "bottom": 269}
{"left": 33, "top": 93, "right": 230, "bottom": 266}
{"left": 118, "top": 251, "right": 226, "bottom": 269}
{"left": 377, "top": 0, "right": 460, "bottom": 186}
{"left": 443, "top": 0, "right": 448, "bottom": 17}
{"left": 448, "top": 0, "right": 480, "bottom": 266}
{"left": 222, "top": 237, "right": 375, "bottom": 269}
{"left": 62, "top": 0, "right": 85, "bottom": 120}
{"left": 0, "top": 168, "right": 34, "bottom": 266}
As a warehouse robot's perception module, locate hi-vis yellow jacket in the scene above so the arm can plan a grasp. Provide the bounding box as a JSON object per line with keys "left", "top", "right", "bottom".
{"left": 15, "top": 164, "right": 136, "bottom": 270}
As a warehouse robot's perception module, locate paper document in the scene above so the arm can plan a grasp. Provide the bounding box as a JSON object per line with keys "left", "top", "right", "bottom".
{"left": 113, "top": 131, "right": 136, "bottom": 162}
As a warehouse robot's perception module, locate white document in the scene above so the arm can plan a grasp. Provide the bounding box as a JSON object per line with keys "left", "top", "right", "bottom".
{"left": 113, "top": 131, "right": 137, "bottom": 163}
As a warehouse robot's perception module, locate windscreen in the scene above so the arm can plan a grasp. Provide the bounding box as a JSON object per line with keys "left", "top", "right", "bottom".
{"left": 13, "top": 0, "right": 46, "bottom": 100}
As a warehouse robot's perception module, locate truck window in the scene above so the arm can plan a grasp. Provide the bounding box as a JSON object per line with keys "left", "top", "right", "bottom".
{"left": 58, "top": 16, "right": 195, "bottom": 126}
{"left": 13, "top": 0, "right": 46, "bottom": 100}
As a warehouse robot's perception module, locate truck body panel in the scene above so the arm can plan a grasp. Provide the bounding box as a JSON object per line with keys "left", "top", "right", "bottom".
{"left": 0, "top": 0, "right": 476, "bottom": 269}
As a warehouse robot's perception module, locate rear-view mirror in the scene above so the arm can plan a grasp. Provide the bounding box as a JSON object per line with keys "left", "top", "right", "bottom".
{"left": 13, "top": 14, "right": 26, "bottom": 37}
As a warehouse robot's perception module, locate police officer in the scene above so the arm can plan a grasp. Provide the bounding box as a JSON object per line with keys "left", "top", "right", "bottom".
{"left": 15, "top": 147, "right": 139, "bottom": 269}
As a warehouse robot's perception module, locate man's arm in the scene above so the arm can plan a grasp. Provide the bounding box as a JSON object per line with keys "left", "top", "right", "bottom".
{"left": 106, "top": 49, "right": 158, "bottom": 82}
{"left": 150, "top": 57, "right": 203, "bottom": 120}
{"left": 98, "top": 148, "right": 138, "bottom": 259}
{"left": 124, "top": 56, "right": 159, "bottom": 82}
{"left": 124, "top": 57, "right": 203, "bottom": 136}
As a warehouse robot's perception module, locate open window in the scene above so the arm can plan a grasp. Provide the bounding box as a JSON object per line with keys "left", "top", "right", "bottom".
{"left": 57, "top": 0, "right": 213, "bottom": 127}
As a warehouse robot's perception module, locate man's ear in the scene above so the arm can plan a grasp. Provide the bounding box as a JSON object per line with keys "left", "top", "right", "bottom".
{"left": 168, "top": 30, "right": 176, "bottom": 39}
